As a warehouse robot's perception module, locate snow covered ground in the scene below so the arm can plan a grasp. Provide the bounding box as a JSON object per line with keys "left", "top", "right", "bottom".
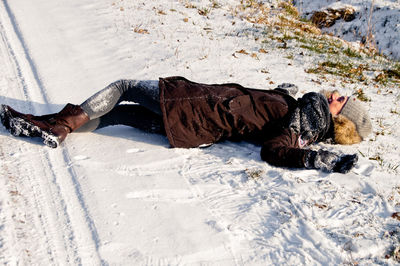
{"left": 0, "top": 0, "right": 399, "bottom": 265}
{"left": 294, "top": 0, "right": 400, "bottom": 60}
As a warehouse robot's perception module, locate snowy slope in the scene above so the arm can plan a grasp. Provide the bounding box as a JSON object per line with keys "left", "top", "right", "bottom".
{"left": 294, "top": 0, "right": 400, "bottom": 60}
{"left": 0, "top": 0, "right": 399, "bottom": 265}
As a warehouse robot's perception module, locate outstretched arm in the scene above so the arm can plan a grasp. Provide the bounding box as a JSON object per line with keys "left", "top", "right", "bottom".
{"left": 260, "top": 128, "right": 358, "bottom": 173}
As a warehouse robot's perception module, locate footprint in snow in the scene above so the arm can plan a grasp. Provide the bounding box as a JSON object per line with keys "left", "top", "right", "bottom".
{"left": 125, "top": 189, "right": 195, "bottom": 202}
{"left": 74, "top": 155, "right": 89, "bottom": 161}
{"left": 354, "top": 161, "right": 375, "bottom": 176}
{"left": 126, "top": 148, "right": 142, "bottom": 153}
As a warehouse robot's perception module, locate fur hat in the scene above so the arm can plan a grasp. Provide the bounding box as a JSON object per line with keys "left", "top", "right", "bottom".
{"left": 340, "top": 97, "right": 372, "bottom": 139}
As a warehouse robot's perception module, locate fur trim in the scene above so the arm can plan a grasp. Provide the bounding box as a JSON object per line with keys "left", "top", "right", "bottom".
{"left": 333, "top": 114, "right": 362, "bottom": 145}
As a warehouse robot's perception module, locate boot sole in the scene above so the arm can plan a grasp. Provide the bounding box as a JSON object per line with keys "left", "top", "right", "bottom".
{"left": 0, "top": 104, "right": 13, "bottom": 132}
{"left": 0, "top": 104, "right": 60, "bottom": 148}
{"left": 12, "top": 117, "right": 60, "bottom": 148}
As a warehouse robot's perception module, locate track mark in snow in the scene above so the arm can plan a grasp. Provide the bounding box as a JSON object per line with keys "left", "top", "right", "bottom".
{"left": 114, "top": 153, "right": 187, "bottom": 176}
{"left": 0, "top": 1, "right": 103, "bottom": 264}
{"left": 125, "top": 189, "right": 197, "bottom": 202}
{"left": 354, "top": 161, "right": 375, "bottom": 176}
{"left": 178, "top": 149, "right": 249, "bottom": 264}
{"left": 1, "top": 0, "right": 48, "bottom": 105}
{"left": 126, "top": 148, "right": 142, "bottom": 153}
{"left": 73, "top": 155, "right": 89, "bottom": 161}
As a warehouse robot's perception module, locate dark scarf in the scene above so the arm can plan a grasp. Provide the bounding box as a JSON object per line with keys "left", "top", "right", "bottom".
{"left": 289, "top": 92, "right": 334, "bottom": 143}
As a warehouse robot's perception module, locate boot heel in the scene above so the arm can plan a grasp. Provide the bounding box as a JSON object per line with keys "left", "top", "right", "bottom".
{"left": 41, "top": 131, "right": 60, "bottom": 148}
{"left": 0, "top": 104, "right": 6, "bottom": 122}
{"left": 0, "top": 104, "right": 11, "bottom": 131}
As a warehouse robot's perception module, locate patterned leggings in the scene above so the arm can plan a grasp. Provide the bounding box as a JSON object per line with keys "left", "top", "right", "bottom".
{"left": 76, "top": 79, "right": 164, "bottom": 134}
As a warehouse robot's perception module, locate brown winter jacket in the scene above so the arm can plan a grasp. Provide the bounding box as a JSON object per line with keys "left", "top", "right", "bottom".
{"left": 158, "top": 76, "right": 327, "bottom": 169}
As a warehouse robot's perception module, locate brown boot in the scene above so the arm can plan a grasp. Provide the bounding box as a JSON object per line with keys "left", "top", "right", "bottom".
{"left": 0, "top": 104, "right": 89, "bottom": 148}
{"left": 0, "top": 104, "right": 38, "bottom": 137}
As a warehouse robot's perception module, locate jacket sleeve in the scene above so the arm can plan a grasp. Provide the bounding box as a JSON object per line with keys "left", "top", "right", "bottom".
{"left": 260, "top": 128, "right": 312, "bottom": 168}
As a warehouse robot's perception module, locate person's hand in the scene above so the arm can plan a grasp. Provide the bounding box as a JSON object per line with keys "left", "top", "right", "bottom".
{"left": 305, "top": 150, "right": 358, "bottom": 173}
{"left": 332, "top": 154, "right": 358, "bottom": 173}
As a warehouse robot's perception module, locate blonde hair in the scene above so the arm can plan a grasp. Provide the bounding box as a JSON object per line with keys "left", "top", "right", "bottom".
{"left": 320, "top": 89, "right": 362, "bottom": 145}
{"left": 333, "top": 115, "right": 362, "bottom": 144}
{"left": 320, "top": 89, "right": 339, "bottom": 99}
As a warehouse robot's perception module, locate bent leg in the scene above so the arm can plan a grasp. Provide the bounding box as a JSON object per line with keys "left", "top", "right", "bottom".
{"left": 80, "top": 79, "right": 161, "bottom": 119}
{"left": 0, "top": 80, "right": 162, "bottom": 147}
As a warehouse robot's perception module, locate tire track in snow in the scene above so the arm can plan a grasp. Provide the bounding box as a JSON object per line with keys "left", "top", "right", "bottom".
{"left": 0, "top": 9, "right": 57, "bottom": 264}
{"left": 0, "top": 144, "right": 53, "bottom": 264}
{"left": 1, "top": 0, "right": 47, "bottom": 106}
{"left": 0, "top": 1, "right": 103, "bottom": 264}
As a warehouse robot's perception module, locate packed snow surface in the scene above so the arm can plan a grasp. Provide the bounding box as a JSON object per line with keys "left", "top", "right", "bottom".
{"left": 0, "top": 0, "right": 399, "bottom": 265}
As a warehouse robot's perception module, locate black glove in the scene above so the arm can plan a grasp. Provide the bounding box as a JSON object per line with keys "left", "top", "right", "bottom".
{"left": 274, "top": 83, "right": 298, "bottom": 97}
{"left": 305, "top": 150, "right": 358, "bottom": 173}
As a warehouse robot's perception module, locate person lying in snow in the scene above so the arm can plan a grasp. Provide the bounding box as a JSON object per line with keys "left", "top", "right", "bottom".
{"left": 0, "top": 76, "right": 372, "bottom": 173}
